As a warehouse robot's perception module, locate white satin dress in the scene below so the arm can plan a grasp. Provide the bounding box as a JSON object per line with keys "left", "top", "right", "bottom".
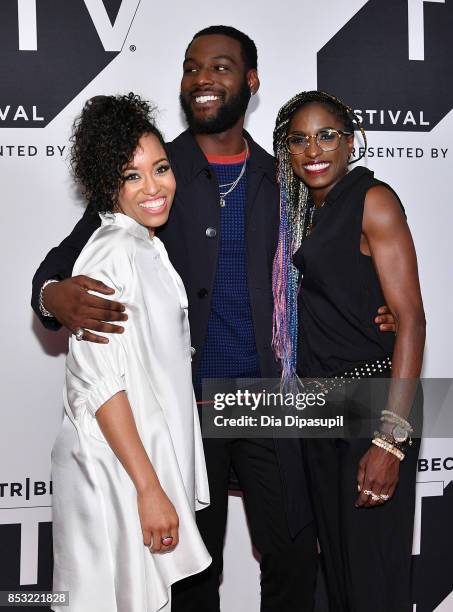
{"left": 51, "top": 213, "right": 211, "bottom": 612}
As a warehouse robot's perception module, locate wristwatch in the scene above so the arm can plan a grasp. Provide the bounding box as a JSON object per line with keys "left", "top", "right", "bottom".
{"left": 39, "top": 279, "right": 59, "bottom": 317}
{"left": 392, "top": 423, "right": 410, "bottom": 444}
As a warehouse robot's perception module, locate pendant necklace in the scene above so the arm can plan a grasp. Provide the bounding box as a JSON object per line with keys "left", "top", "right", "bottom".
{"left": 218, "top": 138, "right": 249, "bottom": 208}
{"left": 307, "top": 199, "right": 326, "bottom": 234}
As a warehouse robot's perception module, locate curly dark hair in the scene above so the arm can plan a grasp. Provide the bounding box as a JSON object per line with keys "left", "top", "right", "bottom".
{"left": 70, "top": 93, "right": 165, "bottom": 213}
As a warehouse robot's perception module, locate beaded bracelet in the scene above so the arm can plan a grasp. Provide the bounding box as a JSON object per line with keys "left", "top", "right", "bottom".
{"left": 372, "top": 437, "right": 405, "bottom": 461}
{"left": 381, "top": 410, "right": 413, "bottom": 432}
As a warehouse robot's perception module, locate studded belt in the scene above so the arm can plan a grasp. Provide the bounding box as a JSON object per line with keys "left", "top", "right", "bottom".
{"left": 313, "top": 355, "right": 393, "bottom": 394}
{"left": 339, "top": 355, "right": 392, "bottom": 379}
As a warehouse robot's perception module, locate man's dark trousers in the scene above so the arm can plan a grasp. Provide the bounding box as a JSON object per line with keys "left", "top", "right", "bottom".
{"left": 172, "top": 437, "right": 317, "bottom": 611}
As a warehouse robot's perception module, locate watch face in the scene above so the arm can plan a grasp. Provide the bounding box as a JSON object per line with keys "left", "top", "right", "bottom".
{"left": 393, "top": 424, "right": 408, "bottom": 443}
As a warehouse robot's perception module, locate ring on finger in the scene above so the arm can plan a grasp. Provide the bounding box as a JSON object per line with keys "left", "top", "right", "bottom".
{"left": 363, "top": 489, "right": 381, "bottom": 502}
{"left": 74, "top": 327, "right": 85, "bottom": 342}
{"left": 379, "top": 493, "right": 390, "bottom": 501}
{"left": 161, "top": 535, "right": 173, "bottom": 546}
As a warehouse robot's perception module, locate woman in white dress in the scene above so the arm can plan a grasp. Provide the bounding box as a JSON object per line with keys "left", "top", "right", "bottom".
{"left": 51, "top": 94, "right": 211, "bottom": 612}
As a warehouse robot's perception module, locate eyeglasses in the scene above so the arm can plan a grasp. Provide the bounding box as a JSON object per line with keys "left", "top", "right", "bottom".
{"left": 285, "top": 128, "right": 353, "bottom": 155}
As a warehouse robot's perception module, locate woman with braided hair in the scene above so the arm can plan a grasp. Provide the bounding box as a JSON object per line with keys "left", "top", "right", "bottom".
{"left": 272, "top": 91, "right": 425, "bottom": 611}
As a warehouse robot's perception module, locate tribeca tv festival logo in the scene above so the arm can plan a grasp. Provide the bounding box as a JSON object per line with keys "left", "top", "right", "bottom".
{"left": 0, "top": 477, "right": 53, "bottom": 586}
{"left": 412, "top": 478, "right": 453, "bottom": 611}
{"left": 317, "top": 0, "right": 453, "bottom": 131}
{"left": 0, "top": 0, "right": 141, "bottom": 128}
{"left": 0, "top": 478, "right": 52, "bottom": 502}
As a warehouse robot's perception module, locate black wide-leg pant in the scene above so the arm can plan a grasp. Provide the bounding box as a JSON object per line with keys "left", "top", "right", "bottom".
{"left": 304, "top": 435, "right": 420, "bottom": 612}
{"left": 172, "top": 437, "right": 318, "bottom": 612}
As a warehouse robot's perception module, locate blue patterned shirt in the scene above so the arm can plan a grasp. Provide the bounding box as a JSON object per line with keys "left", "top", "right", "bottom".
{"left": 197, "top": 153, "right": 260, "bottom": 390}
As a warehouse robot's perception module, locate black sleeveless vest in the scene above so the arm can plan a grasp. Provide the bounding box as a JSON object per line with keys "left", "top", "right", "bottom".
{"left": 294, "top": 166, "right": 400, "bottom": 378}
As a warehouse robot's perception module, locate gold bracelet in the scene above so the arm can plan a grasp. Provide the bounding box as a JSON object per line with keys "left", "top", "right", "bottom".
{"left": 372, "top": 437, "right": 405, "bottom": 461}
{"left": 373, "top": 430, "right": 406, "bottom": 451}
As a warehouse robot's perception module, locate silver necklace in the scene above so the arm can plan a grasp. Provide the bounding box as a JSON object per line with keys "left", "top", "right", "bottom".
{"left": 308, "top": 200, "right": 326, "bottom": 233}
{"left": 218, "top": 138, "right": 249, "bottom": 208}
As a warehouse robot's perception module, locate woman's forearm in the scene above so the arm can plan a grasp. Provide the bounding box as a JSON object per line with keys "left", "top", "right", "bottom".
{"left": 385, "top": 312, "right": 426, "bottom": 423}
{"left": 95, "top": 391, "right": 161, "bottom": 494}
{"left": 391, "top": 312, "right": 426, "bottom": 378}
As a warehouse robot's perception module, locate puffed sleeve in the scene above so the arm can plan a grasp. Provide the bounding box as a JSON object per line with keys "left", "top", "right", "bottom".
{"left": 64, "top": 226, "right": 135, "bottom": 419}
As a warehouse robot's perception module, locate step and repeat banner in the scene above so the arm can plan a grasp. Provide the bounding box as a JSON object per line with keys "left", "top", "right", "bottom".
{"left": 1, "top": 1, "right": 452, "bottom": 610}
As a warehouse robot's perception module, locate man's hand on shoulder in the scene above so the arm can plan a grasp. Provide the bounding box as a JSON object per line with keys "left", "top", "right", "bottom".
{"left": 42, "top": 276, "right": 127, "bottom": 344}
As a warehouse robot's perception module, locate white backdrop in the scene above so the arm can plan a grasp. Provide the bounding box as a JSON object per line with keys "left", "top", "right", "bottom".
{"left": 1, "top": 1, "right": 452, "bottom": 610}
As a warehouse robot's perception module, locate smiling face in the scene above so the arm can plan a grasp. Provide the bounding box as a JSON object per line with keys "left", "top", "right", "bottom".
{"left": 116, "top": 133, "right": 176, "bottom": 236}
{"left": 180, "top": 34, "right": 259, "bottom": 134}
{"left": 288, "top": 102, "right": 354, "bottom": 204}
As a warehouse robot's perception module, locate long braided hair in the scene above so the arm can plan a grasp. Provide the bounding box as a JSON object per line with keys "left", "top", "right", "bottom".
{"left": 272, "top": 90, "right": 367, "bottom": 384}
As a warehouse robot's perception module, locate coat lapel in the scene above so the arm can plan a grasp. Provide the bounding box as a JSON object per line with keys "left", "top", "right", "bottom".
{"left": 244, "top": 131, "right": 276, "bottom": 234}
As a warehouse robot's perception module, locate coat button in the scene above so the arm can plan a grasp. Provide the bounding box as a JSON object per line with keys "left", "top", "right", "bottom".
{"left": 205, "top": 227, "right": 217, "bottom": 238}
{"left": 190, "top": 346, "right": 196, "bottom": 356}
{"left": 197, "top": 288, "right": 208, "bottom": 298}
